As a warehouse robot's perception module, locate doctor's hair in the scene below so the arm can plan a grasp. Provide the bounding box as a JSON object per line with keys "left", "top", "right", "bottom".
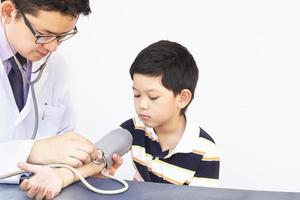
{"left": 129, "top": 40, "right": 199, "bottom": 114}
{"left": 2, "top": 0, "right": 91, "bottom": 18}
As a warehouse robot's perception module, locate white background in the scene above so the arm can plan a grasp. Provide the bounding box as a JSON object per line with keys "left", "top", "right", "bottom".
{"left": 60, "top": 0, "right": 300, "bottom": 192}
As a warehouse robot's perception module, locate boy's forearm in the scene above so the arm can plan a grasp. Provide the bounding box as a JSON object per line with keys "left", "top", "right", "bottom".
{"left": 56, "top": 162, "right": 106, "bottom": 188}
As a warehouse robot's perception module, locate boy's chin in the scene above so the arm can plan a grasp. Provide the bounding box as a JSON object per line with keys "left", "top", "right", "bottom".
{"left": 140, "top": 120, "right": 155, "bottom": 128}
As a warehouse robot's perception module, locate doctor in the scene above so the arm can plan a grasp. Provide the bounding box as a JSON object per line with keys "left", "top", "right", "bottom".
{"left": 0, "top": 0, "right": 122, "bottom": 187}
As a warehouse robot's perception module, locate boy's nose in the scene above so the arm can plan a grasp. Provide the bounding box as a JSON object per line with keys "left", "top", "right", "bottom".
{"left": 139, "top": 99, "right": 149, "bottom": 110}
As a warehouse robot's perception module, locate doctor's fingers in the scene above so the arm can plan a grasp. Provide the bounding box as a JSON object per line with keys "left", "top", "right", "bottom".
{"left": 64, "top": 157, "right": 84, "bottom": 168}
{"left": 74, "top": 142, "right": 98, "bottom": 160}
{"left": 69, "top": 149, "right": 93, "bottom": 164}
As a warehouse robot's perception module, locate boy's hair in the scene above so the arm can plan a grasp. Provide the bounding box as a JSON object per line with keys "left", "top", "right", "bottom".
{"left": 130, "top": 40, "right": 199, "bottom": 114}
{"left": 1, "top": 0, "right": 91, "bottom": 18}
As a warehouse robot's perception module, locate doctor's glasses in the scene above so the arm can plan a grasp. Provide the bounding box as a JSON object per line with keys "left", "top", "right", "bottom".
{"left": 18, "top": 9, "right": 78, "bottom": 44}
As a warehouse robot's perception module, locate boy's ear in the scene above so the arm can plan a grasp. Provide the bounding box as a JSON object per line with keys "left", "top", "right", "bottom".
{"left": 176, "top": 89, "right": 192, "bottom": 109}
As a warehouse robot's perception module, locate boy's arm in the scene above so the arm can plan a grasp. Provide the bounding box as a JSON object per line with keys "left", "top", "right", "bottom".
{"left": 189, "top": 158, "right": 220, "bottom": 187}
{"left": 58, "top": 153, "right": 123, "bottom": 187}
{"left": 19, "top": 154, "right": 123, "bottom": 199}
{"left": 190, "top": 129, "right": 220, "bottom": 187}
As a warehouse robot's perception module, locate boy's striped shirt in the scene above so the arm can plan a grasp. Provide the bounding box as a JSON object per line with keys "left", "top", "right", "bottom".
{"left": 120, "top": 116, "right": 220, "bottom": 187}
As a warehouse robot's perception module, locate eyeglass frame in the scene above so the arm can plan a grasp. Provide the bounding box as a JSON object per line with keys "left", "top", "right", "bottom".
{"left": 18, "top": 8, "right": 78, "bottom": 44}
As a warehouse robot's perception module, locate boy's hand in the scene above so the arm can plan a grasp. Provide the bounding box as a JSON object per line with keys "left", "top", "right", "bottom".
{"left": 94, "top": 153, "right": 123, "bottom": 177}
{"left": 106, "top": 154, "right": 123, "bottom": 175}
{"left": 18, "top": 162, "right": 63, "bottom": 200}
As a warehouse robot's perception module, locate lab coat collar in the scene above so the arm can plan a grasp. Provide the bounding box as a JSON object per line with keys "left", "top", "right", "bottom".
{"left": 1, "top": 24, "right": 49, "bottom": 124}
{"left": 0, "top": 61, "right": 18, "bottom": 114}
{"left": 0, "top": 22, "right": 15, "bottom": 62}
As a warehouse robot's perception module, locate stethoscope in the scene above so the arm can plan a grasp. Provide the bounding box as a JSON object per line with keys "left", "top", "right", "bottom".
{"left": 12, "top": 51, "right": 51, "bottom": 139}
{"left": 1, "top": 17, "right": 128, "bottom": 194}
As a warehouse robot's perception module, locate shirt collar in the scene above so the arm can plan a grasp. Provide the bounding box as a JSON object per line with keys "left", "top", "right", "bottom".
{"left": 133, "top": 114, "right": 200, "bottom": 158}
{"left": 0, "top": 22, "right": 16, "bottom": 62}
{"left": 166, "top": 114, "right": 200, "bottom": 157}
{"left": 133, "top": 117, "right": 159, "bottom": 141}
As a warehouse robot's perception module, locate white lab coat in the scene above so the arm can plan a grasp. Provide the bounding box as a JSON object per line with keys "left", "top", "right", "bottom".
{"left": 0, "top": 52, "right": 76, "bottom": 183}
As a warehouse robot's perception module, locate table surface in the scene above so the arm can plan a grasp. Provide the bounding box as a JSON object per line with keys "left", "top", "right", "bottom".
{"left": 1, "top": 177, "right": 300, "bottom": 200}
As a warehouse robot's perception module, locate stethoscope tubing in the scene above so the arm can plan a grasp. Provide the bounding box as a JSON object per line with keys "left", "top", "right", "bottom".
{"left": 11, "top": 52, "right": 51, "bottom": 139}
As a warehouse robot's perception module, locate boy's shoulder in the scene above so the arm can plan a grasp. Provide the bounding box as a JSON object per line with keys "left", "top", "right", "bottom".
{"left": 120, "top": 117, "right": 158, "bottom": 141}
{"left": 193, "top": 127, "right": 219, "bottom": 161}
{"left": 120, "top": 117, "right": 143, "bottom": 130}
{"left": 184, "top": 114, "right": 217, "bottom": 145}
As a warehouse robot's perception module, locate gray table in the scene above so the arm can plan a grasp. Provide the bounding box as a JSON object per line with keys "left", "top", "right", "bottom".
{"left": 1, "top": 177, "right": 299, "bottom": 200}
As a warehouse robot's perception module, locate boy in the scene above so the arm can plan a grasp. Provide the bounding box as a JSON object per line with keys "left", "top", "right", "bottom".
{"left": 121, "top": 40, "right": 219, "bottom": 186}
{"left": 20, "top": 40, "right": 219, "bottom": 199}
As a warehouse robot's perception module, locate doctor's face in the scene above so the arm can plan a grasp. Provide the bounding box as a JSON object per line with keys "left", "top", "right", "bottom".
{"left": 132, "top": 74, "right": 182, "bottom": 129}
{"left": 2, "top": 6, "right": 78, "bottom": 61}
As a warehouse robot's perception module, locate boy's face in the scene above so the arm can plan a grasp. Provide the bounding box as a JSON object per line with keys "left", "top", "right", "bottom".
{"left": 132, "top": 74, "right": 182, "bottom": 128}
{"left": 1, "top": 2, "right": 77, "bottom": 61}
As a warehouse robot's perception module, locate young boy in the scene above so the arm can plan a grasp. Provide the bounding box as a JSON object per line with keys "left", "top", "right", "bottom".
{"left": 120, "top": 40, "right": 219, "bottom": 186}
{"left": 19, "top": 40, "right": 219, "bottom": 199}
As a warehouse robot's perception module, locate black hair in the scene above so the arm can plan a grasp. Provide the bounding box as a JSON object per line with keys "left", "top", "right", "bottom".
{"left": 130, "top": 40, "right": 199, "bottom": 114}
{"left": 2, "top": 0, "right": 91, "bottom": 18}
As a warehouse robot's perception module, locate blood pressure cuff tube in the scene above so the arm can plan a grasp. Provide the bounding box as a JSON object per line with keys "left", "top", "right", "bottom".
{"left": 95, "top": 128, "right": 133, "bottom": 168}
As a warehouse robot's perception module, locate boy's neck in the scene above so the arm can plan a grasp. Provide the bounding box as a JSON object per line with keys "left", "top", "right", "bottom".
{"left": 155, "top": 114, "right": 186, "bottom": 152}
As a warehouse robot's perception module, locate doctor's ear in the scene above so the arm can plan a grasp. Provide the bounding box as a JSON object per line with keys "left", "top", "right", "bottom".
{"left": 176, "top": 89, "right": 192, "bottom": 110}
{"left": 0, "top": 1, "right": 16, "bottom": 21}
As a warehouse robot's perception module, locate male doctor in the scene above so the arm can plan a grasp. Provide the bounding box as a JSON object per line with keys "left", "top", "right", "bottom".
{"left": 0, "top": 0, "right": 122, "bottom": 192}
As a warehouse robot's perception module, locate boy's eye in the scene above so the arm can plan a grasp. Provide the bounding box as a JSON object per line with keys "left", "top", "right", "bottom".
{"left": 149, "top": 96, "right": 159, "bottom": 100}
{"left": 134, "top": 94, "right": 140, "bottom": 98}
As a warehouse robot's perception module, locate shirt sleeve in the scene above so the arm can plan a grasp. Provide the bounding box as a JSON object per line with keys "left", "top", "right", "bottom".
{"left": 189, "top": 130, "right": 220, "bottom": 187}
{"left": 0, "top": 140, "right": 34, "bottom": 184}
{"left": 120, "top": 118, "right": 135, "bottom": 137}
{"left": 189, "top": 159, "right": 220, "bottom": 187}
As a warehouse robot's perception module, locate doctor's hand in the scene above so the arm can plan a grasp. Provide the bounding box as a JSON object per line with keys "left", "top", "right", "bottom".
{"left": 18, "top": 162, "right": 63, "bottom": 200}
{"left": 28, "top": 132, "right": 98, "bottom": 167}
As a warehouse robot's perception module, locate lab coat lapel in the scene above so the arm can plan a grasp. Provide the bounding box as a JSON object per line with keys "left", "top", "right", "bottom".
{"left": 15, "top": 60, "right": 48, "bottom": 126}
{"left": 0, "top": 61, "right": 19, "bottom": 115}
